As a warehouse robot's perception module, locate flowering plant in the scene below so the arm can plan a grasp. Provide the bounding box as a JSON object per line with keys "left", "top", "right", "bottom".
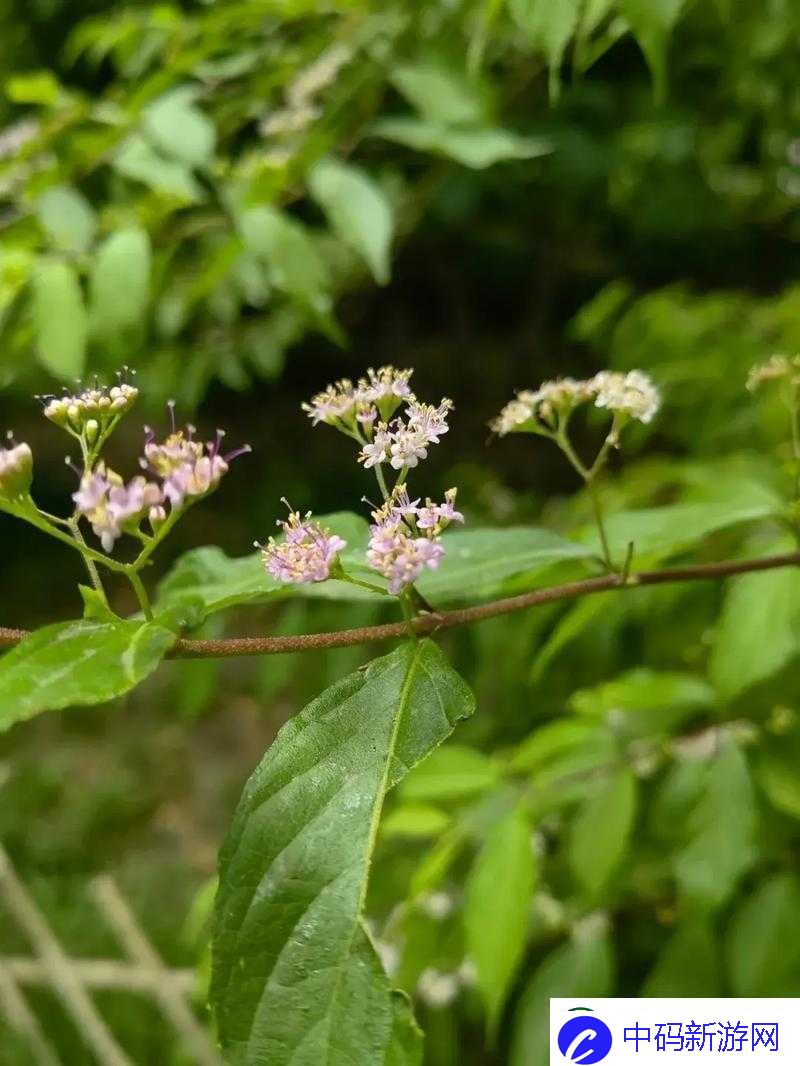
{"left": 5, "top": 358, "right": 800, "bottom": 1066}
{"left": 0, "top": 373, "right": 249, "bottom": 619}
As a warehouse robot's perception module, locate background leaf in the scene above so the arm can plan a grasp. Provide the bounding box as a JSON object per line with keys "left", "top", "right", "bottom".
{"left": 674, "top": 742, "right": 756, "bottom": 910}
{"left": 89, "top": 227, "right": 151, "bottom": 339}
{"left": 568, "top": 768, "right": 637, "bottom": 897}
{"left": 36, "top": 185, "right": 97, "bottom": 254}
{"left": 464, "top": 805, "right": 535, "bottom": 1035}
{"left": 30, "top": 257, "right": 87, "bottom": 379}
{"left": 309, "top": 158, "right": 394, "bottom": 285}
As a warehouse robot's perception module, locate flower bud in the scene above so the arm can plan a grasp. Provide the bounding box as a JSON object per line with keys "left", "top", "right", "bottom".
{"left": 149, "top": 505, "right": 167, "bottom": 530}
{"left": 85, "top": 419, "right": 99, "bottom": 445}
{"left": 0, "top": 441, "right": 33, "bottom": 500}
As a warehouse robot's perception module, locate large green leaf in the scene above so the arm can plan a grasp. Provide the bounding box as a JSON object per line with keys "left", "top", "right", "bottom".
{"left": 510, "top": 920, "right": 614, "bottom": 1066}
{"left": 0, "top": 620, "right": 175, "bottom": 730}
{"left": 31, "top": 257, "right": 87, "bottom": 379}
{"left": 36, "top": 184, "right": 97, "bottom": 254}
{"left": 309, "top": 158, "right": 394, "bottom": 285}
{"left": 710, "top": 562, "right": 800, "bottom": 701}
{"left": 674, "top": 742, "right": 756, "bottom": 910}
{"left": 211, "top": 640, "right": 474, "bottom": 1065}
{"left": 464, "top": 805, "right": 535, "bottom": 1036}
{"left": 89, "top": 227, "right": 151, "bottom": 339}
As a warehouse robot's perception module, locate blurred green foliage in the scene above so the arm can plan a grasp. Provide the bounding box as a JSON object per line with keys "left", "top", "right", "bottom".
{"left": 3, "top": 0, "right": 800, "bottom": 1062}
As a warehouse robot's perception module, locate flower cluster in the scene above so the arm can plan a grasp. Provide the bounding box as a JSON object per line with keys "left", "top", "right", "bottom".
{"left": 71, "top": 404, "right": 250, "bottom": 552}
{"left": 264, "top": 366, "right": 462, "bottom": 597}
{"left": 260, "top": 507, "right": 346, "bottom": 584}
{"left": 366, "top": 487, "right": 463, "bottom": 594}
{"left": 141, "top": 417, "right": 249, "bottom": 510}
{"left": 39, "top": 371, "right": 139, "bottom": 445}
{"left": 0, "top": 436, "right": 33, "bottom": 502}
{"left": 492, "top": 369, "right": 660, "bottom": 436}
{"left": 302, "top": 366, "right": 414, "bottom": 429}
{"left": 747, "top": 353, "right": 800, "bottom": 392}
{"left": 359, "top": 400, "right": 453, "bottom": 470}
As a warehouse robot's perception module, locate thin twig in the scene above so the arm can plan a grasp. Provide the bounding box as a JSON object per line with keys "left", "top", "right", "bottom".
{"left": 1, "top": 550, "right": 799, "bottom": 660}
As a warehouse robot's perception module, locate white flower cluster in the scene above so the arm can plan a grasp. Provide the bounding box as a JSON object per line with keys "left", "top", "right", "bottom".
{"left": 492, "top": 369, "right": 660, "bottom": 436}
{"left": 746, "top": 353, "right": 800, "bottom": 391}
{"left": 303, "top": 365, "right": 415, "bottom": 428}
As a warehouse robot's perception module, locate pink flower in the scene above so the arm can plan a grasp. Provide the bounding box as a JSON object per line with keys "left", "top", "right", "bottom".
{"left": 367, "top": 525, "right": 445, "bottom": 595}
{"left": 261, "top": 508, "right": 346, "bottom": 584}
{"left": 142, "top": 415, "right": 250, "bottom": 509}
{"left": 73, "top": 463, "right": 163, "bottom": 552}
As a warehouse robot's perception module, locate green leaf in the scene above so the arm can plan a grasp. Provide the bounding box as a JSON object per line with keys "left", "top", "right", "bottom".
{"left": 510, "top": 719, "right": 602, "bottom": 773}
{"left": 726, "top": 874, "right": 800, "bottom": 996}
{"left": 240, "top": 206, "right": 331, "bottom": 311}
{"left": 36, "top": 185, "right": 97, "bottom": 254}
{"left": 391, "top": 63, "right": 485, "bottom": 126}
{"left": 619, "top": 0, "right": 686, "bottom": 101}
{"left": 211, "top": 640, "right": 474, "bottom": 1065}
{"left": 372, "top": 118, "right": 552, "bottom": 169}
{"left": 642, "top": 920, "right": 721, "bottom": 996}
{"left": 31, "top": 257, "right": 87, "bottom": 379}
{"left": 113, "top": 134, "right": 204, "bottom": 201}
{"left": 507, "top": 0, "right": 582, "bottom": 100}
{"left": 510, "top": 920, "right": 614, "bottom": 1066}
{"left": 579, "top": 495, "right": 779, "bottom": 563}
{"left": 568, "top": 768, "right": 637, "bottom": 897}
{"left": 89, "top": 227, "right": 151, "bottom": 338}
{"left": 417, "top": 526, "right": 593, "bottom": 602}
{"left": 465, "top": 805, "right": 535, "bottom": 1035}
{"left": 143, "top": 87, "right": 216, "bottom": 168}
{"left": 710, "top": 565, "right": 800, "bottom": 700}
{"left": 674, "top": 742, "right": 756, "bottom": 910}
{"left": 569, "top": 669, "right": 713, "bottom": 739}
{"left": 399, "top": 744, "right": 501, "bottom": 804}
{"left": 0, "top": 620, "right": 175, "bottom": 730}
{"left": 309, "top": 158, "right": 394, "bottom": 285}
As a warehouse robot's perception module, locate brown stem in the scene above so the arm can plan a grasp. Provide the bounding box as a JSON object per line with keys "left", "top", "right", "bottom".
{"left": 2, "top": 550, "right": 798, "bottom": 659}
